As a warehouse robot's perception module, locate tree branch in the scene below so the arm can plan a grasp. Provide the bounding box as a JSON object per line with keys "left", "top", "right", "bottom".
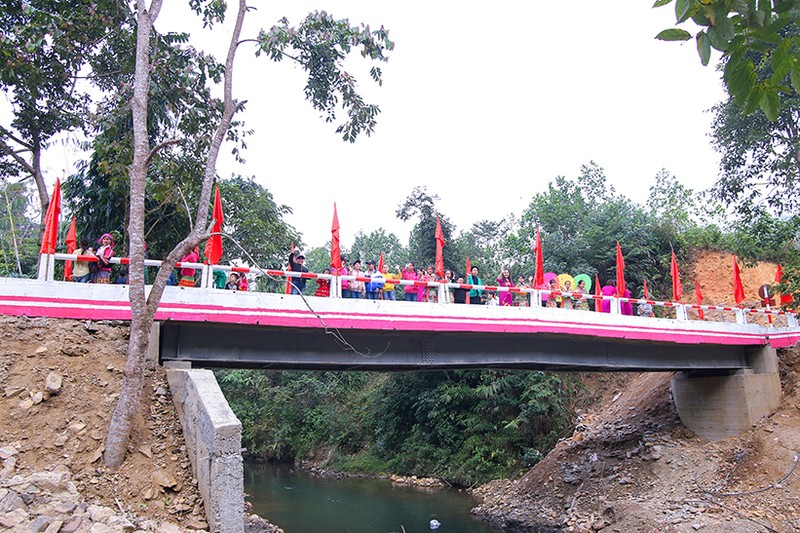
{"left": 0, "top": 138, "right": 35, "bottom": 175}
{"left": 145, "top": 138, "right": 181, "bottom": 166}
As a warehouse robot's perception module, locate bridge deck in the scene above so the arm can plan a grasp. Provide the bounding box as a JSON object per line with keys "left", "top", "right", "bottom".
{"left": 2, "top": 278, "right": 799, "bottom": 371}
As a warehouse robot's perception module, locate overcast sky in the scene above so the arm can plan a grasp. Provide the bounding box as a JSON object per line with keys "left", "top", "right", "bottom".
{"left": 72, "top": 2, "right": 729, "bottom": 251}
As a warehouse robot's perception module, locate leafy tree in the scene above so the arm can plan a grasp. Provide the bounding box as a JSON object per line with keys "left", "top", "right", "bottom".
{"left": 655, "top": 0, "right": 800, "bottom": 120}
{"left": 348, "top": 228, "right": 407, "bottom": 268}
{"left": 396, "top": 186, "right": 457, "bottom": 272}
{"left": 218, "top": 176, "right": 300, "bottom": 269}
{"left": 0, "top": 0, "right": 130, "bottom": 224}
{"left": 0, "top": 178, "right": 37, "bottom": 276}
{"left": 709, "top": 95, "right": 800, "bottom": 218}
{"left": 104, "top": 0, "right": 395, "bottom": 467}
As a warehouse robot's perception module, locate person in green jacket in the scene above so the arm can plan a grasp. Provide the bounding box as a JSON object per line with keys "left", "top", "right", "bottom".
{"left": 467, "top": 265, "right": 484, "bottom": 305}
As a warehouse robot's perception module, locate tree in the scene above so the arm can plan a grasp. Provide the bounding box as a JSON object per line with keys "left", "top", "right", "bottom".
{"left": 348, "top": 228, "right": 407, "bottom": 268}
{"left": 655, "top": 0, "right": 800, "bottom": 120}
{"left": 0, "top": 178, "right": 37, "bottom": 276}
{"left": 103, "top": 0, "right": 394, "bottom": 467}
{"left": 218, "top": 176, "right": 301, "bottom": 268}
{"left": 396, "top": 186, "right": 457, "bottom": 271}
{"left": 709, "top": 95, "right": 800, "bottom": 218}
{"left": 0, "top": 1, "right": 130, "bottom": 225}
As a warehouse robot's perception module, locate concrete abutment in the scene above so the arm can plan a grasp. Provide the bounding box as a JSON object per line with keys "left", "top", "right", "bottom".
{"left": 166, "top": 366, "right": 244, "bottom": 532}
{"left": 671, "top": 345, "right": 782, "bottom": 440}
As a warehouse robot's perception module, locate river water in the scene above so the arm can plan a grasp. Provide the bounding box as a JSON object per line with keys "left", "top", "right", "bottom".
{"left": 244, "top": 462, "right": 503, "bottom": 533}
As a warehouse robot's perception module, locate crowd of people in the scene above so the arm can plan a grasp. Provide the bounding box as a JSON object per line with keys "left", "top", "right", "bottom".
{"left": 286, "top": 252, "right": 644, "bottom": 314}
{"left": 67, "top": 241, "right": 649, "bottom": 316}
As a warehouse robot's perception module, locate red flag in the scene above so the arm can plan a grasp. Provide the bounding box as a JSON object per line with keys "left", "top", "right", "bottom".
{"left": 733, "top": 255, "right": 745, "bottom": 305}
{"left": 204, "top": 187, "right": 224, "bottom": 265}
{"left": 285, "top": 242, "right": 295, "bottom": 294}
{"left": 643, "top": 278, "right": 650, "bottom": 300}
{"left": 615, "top": 241, "right": 626, "bottom": 297}
{"left": 594, "top": 274, "right": 602, "bottom": 312}
{"left": 465, "top": 256, "right": 472, "bottom": 304}
{"left": 377, "top": 252, "right": 384, "bottom": 273}
{"left": 695, "top": 279, "right": 705, "bottom": 320}
{"left": 434, "top": 215, "right": 445, "bottom": 279}
{"left": 39, "top": 178, "right": 61, "bottom": 254}
{"left": 533, "top": 227, "right": 545, "bottom": 288}
{"left": 330, "top": 203, "right": 342, "bottom": 269}
{"left": 776, "top": 264, "right": 792, "bottom": 305}
{"left": 63, "top": 216, "right": 77, "bottom": 281}
{"left": 670, "top": 250, "right": 683, "bottom": 302}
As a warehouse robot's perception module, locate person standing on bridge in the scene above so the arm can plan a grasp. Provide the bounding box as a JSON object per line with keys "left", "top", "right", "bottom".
{"left": 288, "top": 250, "right": 309, "bottom": 295}
{"left": 348, "top": 259, "right": 365, "bottom": 299}
{"left": 496, "top": 269, "right": 514, "bottom": 306}
{"left": 467, "top": 266, "right": 484, "bottom": 305}
{"left": 92, "top": 233, "right": 114, "bottom": 284}
{"left": 178, "top": 247, "right": 200, "bottom": 287}
{"left": 365, "top": 260, "right": 384, "bottom": 300}
{"left": 402, "top": 262, "right": 420, "bottom": 302}
{"left": 72, "top": 238, "right": 94, "bottom": 283}
{"left": 600, "top": 280, "right": 616, "bottom": 313}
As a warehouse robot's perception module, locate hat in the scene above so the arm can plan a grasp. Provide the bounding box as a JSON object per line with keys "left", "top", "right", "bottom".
{"left": 296, "top": 253, "right": 305, "bottom": 259}
{"left": 98, "top": 233, "right": 114, "bottom": 246}
{"left": 367, "top": 259, "right": 375, "bottom": 265}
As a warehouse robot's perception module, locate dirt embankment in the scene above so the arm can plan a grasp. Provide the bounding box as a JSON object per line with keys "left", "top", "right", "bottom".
{"left": 0, "top": 316, "right": 278, "bottom": 532}
{"left": 473, "top": 252, "right": 800, "bottom": 532}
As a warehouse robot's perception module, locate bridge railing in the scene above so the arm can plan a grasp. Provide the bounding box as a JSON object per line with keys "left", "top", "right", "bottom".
{"left": 41, "top": 252, "right": 798, "bottom": 328}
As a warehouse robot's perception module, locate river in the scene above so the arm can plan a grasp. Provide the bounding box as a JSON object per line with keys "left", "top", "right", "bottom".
{"left": 244, "top": 461, "right": 503, "bottom": 533}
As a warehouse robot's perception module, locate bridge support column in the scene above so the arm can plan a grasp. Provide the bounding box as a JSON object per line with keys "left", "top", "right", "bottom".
{"left": 671, "top": 345, "right": 782, "bottom": 440}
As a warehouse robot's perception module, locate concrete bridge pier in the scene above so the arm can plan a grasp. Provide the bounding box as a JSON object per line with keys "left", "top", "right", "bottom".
{"left": 671, "top": 345, "right": 782, "bottom": 440}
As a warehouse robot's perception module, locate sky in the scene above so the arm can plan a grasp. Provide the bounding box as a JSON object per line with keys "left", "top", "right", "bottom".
{"left": 51, "top": 1, "right": 728, "bottom": 252}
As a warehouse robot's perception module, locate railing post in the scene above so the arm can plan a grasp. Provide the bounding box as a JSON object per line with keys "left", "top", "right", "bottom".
{"left": 788, "top": 313, "right": 799, "bottom": 328}
{"left": 611, "top": 296, "right": 620, "bottom": 314}
{"left": 531, "top": 290, "right": 542, "bottom": 308}
{"left": 200, "top": 263, "right": 211, "bottom": 289}
{"left": 734, "top": 308, "right": 746, "bottom": 325}
{"left": 438, "top": 283, "right": 448, "bottom": 304}
{"left": 331, "top": 273, "right": 341, "bottom": 298}
{"left": 675, "top": 304, "right": 687, "bottom": 321}
{"left": 37, "top": 254, "right": 50, "bottom": 281}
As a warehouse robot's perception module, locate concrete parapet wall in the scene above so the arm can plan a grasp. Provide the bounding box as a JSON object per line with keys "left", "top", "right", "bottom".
{"left": 672, "top": 346, "right": 782, "bottom": 440}
{"left": 167, "top": 368, "right": 244, "bottom": 532}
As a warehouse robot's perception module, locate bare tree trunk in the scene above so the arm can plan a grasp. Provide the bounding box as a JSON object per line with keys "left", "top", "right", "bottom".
{"left": 104, "top": 0, "right": 245, "bottom": 468}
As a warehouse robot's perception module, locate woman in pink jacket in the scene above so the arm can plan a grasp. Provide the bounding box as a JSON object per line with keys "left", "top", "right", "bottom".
{"left": 402, "top": 262, "right": 420, "bottom": 302}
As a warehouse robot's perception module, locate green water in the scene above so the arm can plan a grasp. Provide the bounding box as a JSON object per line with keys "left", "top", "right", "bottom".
{"left": 244, "top": 462, "right": 503, "bottom": 533}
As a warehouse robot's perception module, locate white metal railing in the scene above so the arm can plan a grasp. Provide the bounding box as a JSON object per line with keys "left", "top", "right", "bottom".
{"left": 38, "top": 252, "right": 798, "bottom": 328}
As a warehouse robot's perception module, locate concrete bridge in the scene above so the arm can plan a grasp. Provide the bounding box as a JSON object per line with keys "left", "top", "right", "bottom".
{"left": 3, "top": 275, "right": 798, "bottom": 440}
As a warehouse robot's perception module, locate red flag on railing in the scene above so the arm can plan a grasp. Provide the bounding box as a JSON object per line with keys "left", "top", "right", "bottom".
{"left": 643, "top": 278, "right": 650, "bottom": 300}
{"left": 615, "top": 241, "right": 626, "bottom": 297}
{"left": 776, "top": 264, "right": 792, "bottom": 305}
{"left": 695, "top": 280, "right": 705, "bottom": 320}
{"left": 533, "top": 227, "right": 544, "bottom": 288}
{"left": 434, "top": 215, "right": 445, "bottom": 279}
{"left": 285, "top": 242, "right": 295, "bottom": 294}
{"left": 670, "top": 250, "right": 683, "bottom": 302}
{"left": 63, "top": 216, "right": 77, "bottom": 281}
{"left": 39, "top": 178, "right": 61, "bottom": 254}
{"left": 377, "top": 251, "right": 384, "bottom": 273}
{"left": 331, "top": 203, "right": 342, "bottom": 269}
{"left": 204, "top": 187, "right": 224, "bottom": 265}
{"left": 594, "top": 274, "right": 602, "bottom": 312}
{"left": 733, "top": 255, "right": 745, "bottom": 305}
{"left": 465, "top": 256, "right": 472, "bottom": 304}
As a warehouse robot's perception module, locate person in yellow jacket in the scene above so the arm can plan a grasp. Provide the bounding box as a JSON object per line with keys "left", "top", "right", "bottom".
{"left": 381, "top": 264, "right": 402, "bottom": 301}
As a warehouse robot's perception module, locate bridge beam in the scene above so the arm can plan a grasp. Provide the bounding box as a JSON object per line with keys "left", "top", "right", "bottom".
{"left": 671, "top": 345, "right": 782, "bottom": 440}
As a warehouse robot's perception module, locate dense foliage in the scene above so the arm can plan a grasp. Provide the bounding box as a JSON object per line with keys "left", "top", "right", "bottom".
{"left": 218, "top": 368, "right": 578, "bottom": 486}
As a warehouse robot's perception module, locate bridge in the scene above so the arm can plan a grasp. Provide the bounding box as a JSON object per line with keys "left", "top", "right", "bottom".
{"left": 3, "top": 268, "right": 800, "bottom": 439}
